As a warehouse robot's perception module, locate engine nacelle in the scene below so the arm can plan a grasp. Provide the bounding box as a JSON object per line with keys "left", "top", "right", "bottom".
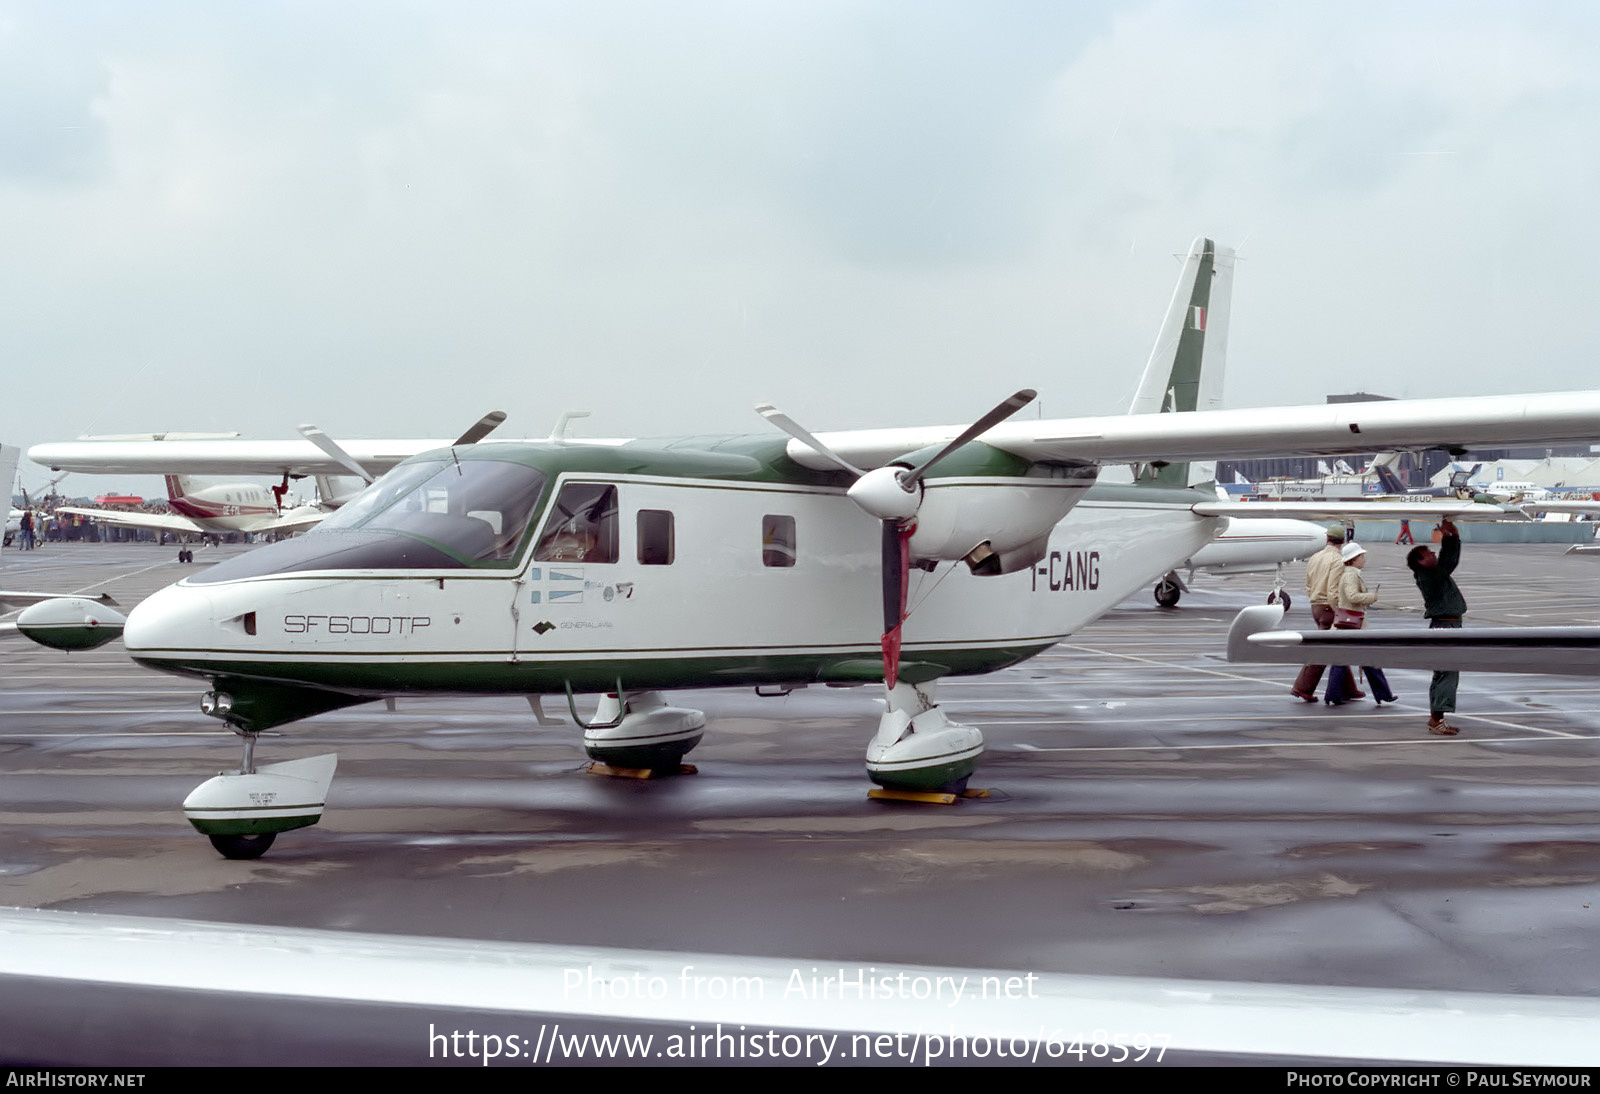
{"left": 908, "top": 480, "right": 1084, "bottom": 573}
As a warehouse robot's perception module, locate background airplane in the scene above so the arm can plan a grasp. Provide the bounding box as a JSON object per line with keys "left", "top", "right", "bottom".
{"left": 0, "top": 444, "right": 118, "bottom": 626}
{"left": 54, "top": 474, "right": 327, "bottom": 561}
{"left": 1371, "top": 456, "right": 1485, "bottom": 499}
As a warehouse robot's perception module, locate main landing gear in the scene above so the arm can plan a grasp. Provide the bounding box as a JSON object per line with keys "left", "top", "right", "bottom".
{"left": 865, "top": 681, "right": 983, "bottom": 802}
{"left": 1154, "top": 571, "right": 1184, "bottom": 608}
{"left": 575, "top": 689, "right": 706, "bottom": 776}
{"left": 183, "top": 697, "right": 337, "bottom": 859}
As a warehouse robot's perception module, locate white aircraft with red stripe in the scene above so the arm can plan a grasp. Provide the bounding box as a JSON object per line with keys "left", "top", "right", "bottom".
{"left": 54, "top": 475, "right": 326, "bottom": 559}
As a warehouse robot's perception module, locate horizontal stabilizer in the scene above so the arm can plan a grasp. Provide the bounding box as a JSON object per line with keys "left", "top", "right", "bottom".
{"left": 1227, "top": 607, "right": 1600, "bottom": 675}
{"left": 1194, "top": 501, "right": 1508, "bottom": 521}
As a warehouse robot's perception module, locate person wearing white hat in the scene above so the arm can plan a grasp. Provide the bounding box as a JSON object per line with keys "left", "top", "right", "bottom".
{"left": 1324, "top": 541, "right": 1397, "bottom": 705}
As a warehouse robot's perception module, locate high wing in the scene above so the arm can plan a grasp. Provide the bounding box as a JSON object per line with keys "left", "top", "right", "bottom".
{"left": 28, "top": 411, "right": 522, "bottom": 479}
{"left": 31, "top": 393, "right": 1600, "bottom": 480}
{"left": 786, "top": 391, "right": 1600, "bottom": 470}
{"left": 31, "top": 438, "right": 468, "bottom": 478}
{"left": 1226, "top": 604, "right": 1600, "bottom": 676}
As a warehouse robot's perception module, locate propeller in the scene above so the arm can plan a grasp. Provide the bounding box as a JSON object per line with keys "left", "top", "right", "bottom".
{"left": 757, "top": 389, "right": 1037, "bottom": 690}
{"left": 454, "top": 410, "right": 508, "bottom": 446}
{"left": 754, "top": 404, "right": 866, "bottom": 478}
{"left": 297, "top": 411, "right": 509, "bottom": 487}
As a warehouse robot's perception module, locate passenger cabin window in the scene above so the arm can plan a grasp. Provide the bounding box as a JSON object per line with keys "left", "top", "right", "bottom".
{"left": 762, "top": 514, "right": 796, "bottom": 568}
{"left": 637, "top": 509, "right": 674, "bottom": 565}
{"left": 534, "top": 483, "right": 619, "bottom": 563}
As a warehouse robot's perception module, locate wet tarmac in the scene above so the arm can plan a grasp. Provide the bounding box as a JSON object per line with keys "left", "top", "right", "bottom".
{"left": 2, "top": 538, "right": 1598, "bottom": 1058}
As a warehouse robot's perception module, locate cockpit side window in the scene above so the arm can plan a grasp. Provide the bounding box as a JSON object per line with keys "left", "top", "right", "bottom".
{"left": 534, "top": 483, "right": 619, "bottom": 563}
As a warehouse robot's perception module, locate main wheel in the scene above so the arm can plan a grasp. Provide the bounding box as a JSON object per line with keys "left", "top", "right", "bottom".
{"left": 1154, "top": 578, "right": 1181, "bottom": 608}
{"left": 1268, "top": 590, "right": 1292, "bottom": 611}
{"left": 208, "top": 832, "right": 276, "bottom": 860}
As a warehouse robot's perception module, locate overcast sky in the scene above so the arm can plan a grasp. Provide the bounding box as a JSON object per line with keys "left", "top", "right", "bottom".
{"left": 5, "top": 1, "right": 1599, "bottom": 494}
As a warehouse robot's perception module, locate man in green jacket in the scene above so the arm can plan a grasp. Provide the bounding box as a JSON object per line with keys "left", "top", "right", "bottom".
{"left": 1406, "top": 520, "right": 1467, "bottom": 736}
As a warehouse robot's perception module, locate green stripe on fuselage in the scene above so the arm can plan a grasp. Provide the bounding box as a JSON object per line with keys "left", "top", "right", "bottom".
{"left": 133, "top": 643, "right": 1054, "bottom": 732}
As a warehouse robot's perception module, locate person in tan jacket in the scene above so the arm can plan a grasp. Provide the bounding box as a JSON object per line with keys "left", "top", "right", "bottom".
{"left": 1290, "top": 525, "right": 1348, "bottom": 701}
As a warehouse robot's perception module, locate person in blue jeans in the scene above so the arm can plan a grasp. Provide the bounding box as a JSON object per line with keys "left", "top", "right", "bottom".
{"left": 1324, "top": 542, "right": 1397, "bottom": 706}
{"left": 1407, "top": 521, "right": 1466, "bottom": 736}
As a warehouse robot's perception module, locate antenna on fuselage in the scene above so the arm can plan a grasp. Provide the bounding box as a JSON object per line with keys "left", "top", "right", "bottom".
{"left": 548, "top": 411, "right": 591, "bottom": 444}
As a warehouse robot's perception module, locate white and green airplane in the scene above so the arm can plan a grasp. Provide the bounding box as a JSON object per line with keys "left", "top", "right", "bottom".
{"left": 15, "top": 240, "right": 1591, "bottom": 860}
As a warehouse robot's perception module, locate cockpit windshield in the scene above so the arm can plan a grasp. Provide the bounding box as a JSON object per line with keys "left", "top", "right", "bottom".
{"left": 189, "top": 453, "right": 551, "bottom": 584}
{"left": 315, "top": 457, "right": 548, "bottom": 564}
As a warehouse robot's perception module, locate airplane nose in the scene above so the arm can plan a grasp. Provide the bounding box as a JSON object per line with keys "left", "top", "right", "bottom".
{"left": 124, "top": 582, "right": 216, "bottom": 656}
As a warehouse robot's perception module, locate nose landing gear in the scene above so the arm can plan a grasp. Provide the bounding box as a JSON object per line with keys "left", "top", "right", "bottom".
{"left": 184, "top": 700, "right": 337, "bottom": 859}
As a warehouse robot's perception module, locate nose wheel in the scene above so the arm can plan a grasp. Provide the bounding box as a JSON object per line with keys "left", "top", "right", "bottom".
{"left": 208, "top": 832, "right": 277, "bottom": 860}
{"left": 184, "top": 712, "right": 336, "bottom": 860}
{"left": 1266, "top": 563, "right": 1291, "bottom": 611}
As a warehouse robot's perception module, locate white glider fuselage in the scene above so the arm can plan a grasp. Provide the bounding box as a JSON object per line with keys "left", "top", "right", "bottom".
{"left": 1186, "top": 517, "right": 1325, "bottom": 575}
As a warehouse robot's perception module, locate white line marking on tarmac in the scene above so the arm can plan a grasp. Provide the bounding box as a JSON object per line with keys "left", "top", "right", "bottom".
{"left": 1056, "top": 642, "right": 1294, "bottom": 686}
{"left": 1441, "top": 712, "right": 1582, "bottom": 738}
{"left": 1, "top": 559, "right": 177, "bottom": 623}
{"left": 0, "top": 732, "right": 220, "bottom": 739}
{"left": 1055, "top": 642, "right": 1593, "bottom": 736}
{"left": 977, "top": 711, "right": 1574, "bottom": 726}
{"left": 0, "top": 710, "right": 196, "bottom": 716}
{"left": 1012, "top": 734, "right": 1600, "bottom": 754}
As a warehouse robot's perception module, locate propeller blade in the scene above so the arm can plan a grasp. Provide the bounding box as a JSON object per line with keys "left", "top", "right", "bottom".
{"left": 880, "top": 521, "right": 912, "bottom": 690}
{"left": 453, "top": 410, "right": 507, "bottom": 446}
{"left": 900, "top": 388, "right": 1036, "bottom": 488}
{"left": 755, "top": 403, "right": 866, "bottom": 478}
{"left": 297, "top": 425, "right": 375, "bottom": 485}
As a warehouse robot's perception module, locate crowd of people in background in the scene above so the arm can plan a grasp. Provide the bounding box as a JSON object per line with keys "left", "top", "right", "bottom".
{"left": 7, "top": 497, "right": 185, "bottom": 547}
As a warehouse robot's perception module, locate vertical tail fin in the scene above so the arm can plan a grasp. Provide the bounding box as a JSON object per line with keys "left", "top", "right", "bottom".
{"left": 1373, "top": 463, "right": 1407, "bottom": 494}
{"left": 1, "top": 444, "right": 18, "bottom": 509}
{"left": 1128, "top": 237, "right": 1236, "bottom": 486}
{"left": 2, "top": 443, "right": 19, "bottom": 556}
